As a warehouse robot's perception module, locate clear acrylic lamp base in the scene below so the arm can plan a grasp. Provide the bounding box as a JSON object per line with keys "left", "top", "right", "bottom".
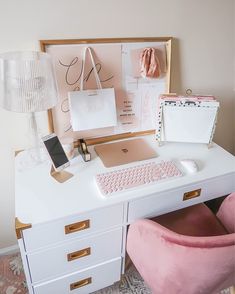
{"left": 16, "top": 147, "right": 47, "bottom": 171}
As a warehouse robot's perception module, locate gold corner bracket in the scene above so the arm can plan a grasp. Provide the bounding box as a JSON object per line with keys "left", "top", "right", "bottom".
{"left": 15, "top": 217, "right": 32, "bottom": 239}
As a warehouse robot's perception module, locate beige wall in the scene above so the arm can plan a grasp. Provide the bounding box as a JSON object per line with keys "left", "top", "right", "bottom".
{"left": 0, "top": 0, "right": 234, "bottom": 249}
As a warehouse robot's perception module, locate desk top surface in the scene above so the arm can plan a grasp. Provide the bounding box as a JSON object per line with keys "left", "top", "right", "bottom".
{"left": 15, "top": 135, "right": 235, "bottom": 225}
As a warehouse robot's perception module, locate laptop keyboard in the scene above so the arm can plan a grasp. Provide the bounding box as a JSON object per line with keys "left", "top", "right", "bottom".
{"left": 95, "top": 160, "right": 182, "bottom": 196}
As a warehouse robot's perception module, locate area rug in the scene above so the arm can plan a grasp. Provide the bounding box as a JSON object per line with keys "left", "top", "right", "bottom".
{"left": 0, "top": 253, "right": 27, "bottom": 294}
{"left": 93, "top": 266, "right": 151, "bottom": 294}
{"left": 0, "top": 253, "right": 232, "bottom": 294}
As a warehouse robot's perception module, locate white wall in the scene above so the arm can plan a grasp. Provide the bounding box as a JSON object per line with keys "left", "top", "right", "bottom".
{"left": 0, "top": 0, "right": 234, "bottom": 249}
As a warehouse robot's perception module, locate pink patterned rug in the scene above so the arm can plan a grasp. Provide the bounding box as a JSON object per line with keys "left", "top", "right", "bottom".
{"left": 0, "top": 254, "right": 27, "bottom": 294}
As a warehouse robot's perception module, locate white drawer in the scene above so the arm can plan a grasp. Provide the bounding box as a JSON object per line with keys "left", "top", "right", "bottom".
{"left": 33, "top": 258, "right": 122, "bottom": 294}
{"left": 28, "top": 228, "right": 123, "bottom": 283}
{"left": 23, "top": 203, "right": 124, "bottom": 252}
{"left": 128, "top": 174, "right": 234, "bottom": 222}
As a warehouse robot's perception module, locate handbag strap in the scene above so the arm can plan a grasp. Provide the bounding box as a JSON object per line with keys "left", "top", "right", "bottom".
{"left": 80, "top": 47, "right": 102, "bottom": 90}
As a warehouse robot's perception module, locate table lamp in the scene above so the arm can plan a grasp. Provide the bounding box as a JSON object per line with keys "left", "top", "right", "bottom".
{"left": 0, "top": 51, "right": 58, "bottom": 166}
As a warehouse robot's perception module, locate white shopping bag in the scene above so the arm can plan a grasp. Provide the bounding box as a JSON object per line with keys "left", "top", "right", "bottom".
{"left": 69, "top": 47, "right": 117, "bottom": 131}
{"left": 156, "top": 95, "right": 219, "bottom": 145}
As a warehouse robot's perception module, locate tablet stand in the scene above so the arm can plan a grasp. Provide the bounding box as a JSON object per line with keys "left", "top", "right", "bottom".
{"left": 50, "top": 166, "right": 73, "bottom": 183}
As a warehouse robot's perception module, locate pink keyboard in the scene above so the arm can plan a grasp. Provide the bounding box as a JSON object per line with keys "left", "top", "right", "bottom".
{"left": 95, "top": 160, "right": 182, "bottom": 196}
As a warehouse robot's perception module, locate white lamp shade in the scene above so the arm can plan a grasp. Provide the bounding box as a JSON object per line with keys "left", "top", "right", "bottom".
{"left": 0, "top": 51, "right": 58, "bottom": 113}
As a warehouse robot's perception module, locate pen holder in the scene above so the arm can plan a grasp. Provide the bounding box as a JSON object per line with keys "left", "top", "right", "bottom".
{"left": 78, "top": 139, "right": 91, "bottom": 162}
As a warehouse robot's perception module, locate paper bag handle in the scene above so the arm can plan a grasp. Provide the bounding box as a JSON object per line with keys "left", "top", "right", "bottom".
{"left": 80, "top": 47, "right": 102, "bottom": 90}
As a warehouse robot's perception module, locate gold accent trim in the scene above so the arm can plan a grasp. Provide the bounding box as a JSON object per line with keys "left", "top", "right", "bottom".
{"left": 76, "top": 130, "right": 155, "bottom": 147}
{"left": 89, "top": 130, "right": 155, "bottom": 145}
{"left": 70, "top": 277, "right": 92, "bottom": 290}
{"left": 186, "top": 88, "right": 192, "bottom": 95}
{"left": 15, "top": 217, "right": 32, "bottom": 239}
{"left": 67, "top": 247, "right": 91, "bottom": 262}
{"left": 15, "top": 150, "right": 24, "bottom": 157}
{"left": 165, "top": 38, "right": 172, "bottom": 92}
{"left": 47, "top": 109, "right": 54, "bottom": 133}
{"left": 40, "top": 37, "right": 172, "bottom": 50}
{"left": 65, "top": 219, "right": 90, "bottom": 235}
{"left": 183, "top": 189, "right": 201, "bottom": 201}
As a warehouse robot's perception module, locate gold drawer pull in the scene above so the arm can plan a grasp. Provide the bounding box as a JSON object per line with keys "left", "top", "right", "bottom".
{"left": 70, "top": 277, "right": 92, "bottom": 290}
{"left": 183, "top": 189, "right": 201, "bottom": 201}
{"left": 67, "top": 247, "right": 91, "bottom": 262}
{"left": 65, "top": 219, "right": 90, "bottom": 235}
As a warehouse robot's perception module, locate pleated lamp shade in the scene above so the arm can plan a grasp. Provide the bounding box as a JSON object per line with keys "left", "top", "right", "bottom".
{"left": 0, "top": 51, "right": 58, "bottom": 113}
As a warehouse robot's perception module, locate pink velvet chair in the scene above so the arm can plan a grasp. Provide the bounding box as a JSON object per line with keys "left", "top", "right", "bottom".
{"left": 127, "top": 193, "right": 235, "bottom": 294}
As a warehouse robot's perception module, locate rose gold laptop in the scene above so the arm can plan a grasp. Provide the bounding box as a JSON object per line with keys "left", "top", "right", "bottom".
{"left": 94, "top": 138, "right": 157, "bottom": 168}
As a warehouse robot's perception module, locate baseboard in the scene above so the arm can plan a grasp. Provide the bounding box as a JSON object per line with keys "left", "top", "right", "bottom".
{"left": 0, "top": 244, "right": 19, "bottom": 255}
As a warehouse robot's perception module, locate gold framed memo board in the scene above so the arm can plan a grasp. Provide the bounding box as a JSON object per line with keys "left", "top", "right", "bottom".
{"left": 40, "top": 37, "right": 172, "bottom": 145}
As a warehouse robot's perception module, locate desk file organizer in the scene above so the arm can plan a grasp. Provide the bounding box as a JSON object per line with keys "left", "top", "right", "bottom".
{"left": 156, "top": 94, "right": 219, "bottom": 146}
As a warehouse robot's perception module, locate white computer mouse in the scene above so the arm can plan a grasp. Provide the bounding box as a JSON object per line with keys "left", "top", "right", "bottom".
{"left": 180, "top": 159, "right": 199, "bottom": 174}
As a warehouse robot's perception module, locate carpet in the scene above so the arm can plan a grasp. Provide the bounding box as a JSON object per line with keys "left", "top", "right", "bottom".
{"left": 0, "top": 253, "right": 27, "bottom": 294}
{"left": 0, "top": 253, "right": 232, "bottom": 294}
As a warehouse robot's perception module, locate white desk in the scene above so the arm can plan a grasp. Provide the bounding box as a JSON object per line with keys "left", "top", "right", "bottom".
{"left": 15, "top": 135, "right": 235, "bottom": 294}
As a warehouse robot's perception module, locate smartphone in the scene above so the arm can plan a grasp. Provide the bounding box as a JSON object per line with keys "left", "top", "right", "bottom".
{"left": 42, "top": 133, "right": 70, "bottom": 171}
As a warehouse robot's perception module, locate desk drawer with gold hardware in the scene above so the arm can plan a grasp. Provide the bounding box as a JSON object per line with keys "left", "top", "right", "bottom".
{"left": 33, "top": 258, "right": 122, "bottom": 294}
{"left": 128, "top": 175, "right": 235, "bottom": 222}
{"left": 27, "top": 228, "right": 123, "bottom": 283}
{"left": 22, "top": 203, "right": 124, "bottom": 252}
